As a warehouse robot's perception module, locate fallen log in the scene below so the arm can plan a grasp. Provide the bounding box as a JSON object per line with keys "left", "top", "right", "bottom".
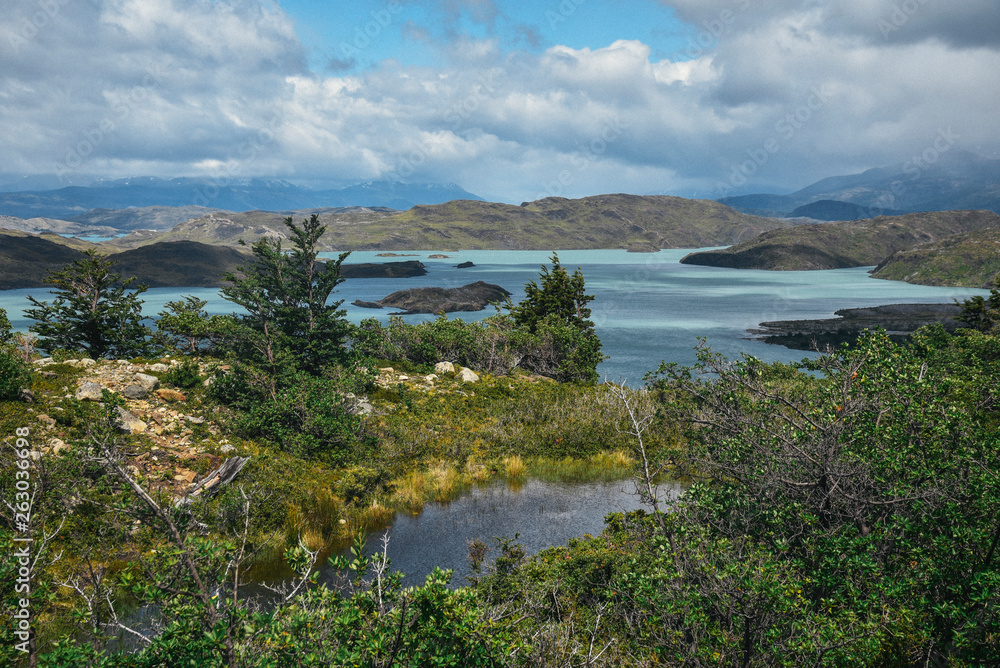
{"left": 175, "top": 456, "right": 250, "bottom": 506}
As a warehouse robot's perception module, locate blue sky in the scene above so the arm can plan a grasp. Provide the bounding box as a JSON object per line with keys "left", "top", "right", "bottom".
{"left": 286, "top": 0, "right": 691, "bottom": 73}
{"left": 1, "top": 0, "right": 998, "bottom": 203}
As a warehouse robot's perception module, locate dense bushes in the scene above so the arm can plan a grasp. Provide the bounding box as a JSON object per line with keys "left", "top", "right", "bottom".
{"left": 0, "top": 308, "right": 29, "bottom": 400}
{"left": 458, "top": 326, "right": 1000, "bottom": 666}
{"left": 210, "top": 366, "right": 369, "bottom": 461}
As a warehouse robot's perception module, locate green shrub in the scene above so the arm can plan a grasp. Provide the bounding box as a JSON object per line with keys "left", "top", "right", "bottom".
{"left": 164, "top": 358, "right": 203, "bottom": 388}
{"left": 211, "top": 365, "right": 368, "bottom": 462}
{"left": 0, "top": 347, "right": 29, "bottom": 400}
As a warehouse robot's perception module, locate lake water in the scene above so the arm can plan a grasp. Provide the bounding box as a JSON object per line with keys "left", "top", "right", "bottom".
{"left": 1, "top": 248, "right": 987, "bottom": 383}
{"left": 322, "top": 478, "right": 682, "bottom": 589}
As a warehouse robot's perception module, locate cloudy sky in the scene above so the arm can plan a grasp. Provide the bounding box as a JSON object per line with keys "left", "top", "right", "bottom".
{"left": 1, "top": 0, "right": 998, "bottom": 202}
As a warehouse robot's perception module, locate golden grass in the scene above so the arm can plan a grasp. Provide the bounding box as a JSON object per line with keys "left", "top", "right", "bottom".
{"left": 465, "top": 458, "right": 490, "bottom": 483}
{"left": 428, "top": 462, "right": 459, "bottom": 502}
{"left": 364, "top": 499, "right": 395, "bottom": 528}
{"left": 503, "top": 454, "right": 527, "bottom": 479}
{"left": 392, "top": 471, "right": 426, "bottom": 510}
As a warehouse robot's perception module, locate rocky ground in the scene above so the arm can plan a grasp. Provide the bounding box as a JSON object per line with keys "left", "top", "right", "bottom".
{"left": 20, "top": 356, "right": 523, "bottom": 502}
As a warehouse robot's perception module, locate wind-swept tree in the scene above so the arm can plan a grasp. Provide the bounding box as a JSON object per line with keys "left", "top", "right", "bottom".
{"left": 24, "top": 249, "right": 150, "bottom": 359}
{"left": 218, "top": 214, "right": 350, "bottom": 377}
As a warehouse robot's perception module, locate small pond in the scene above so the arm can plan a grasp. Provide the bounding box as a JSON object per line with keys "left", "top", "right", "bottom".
{"left": 319, "top": 477, "right": 682, "bottom": 589}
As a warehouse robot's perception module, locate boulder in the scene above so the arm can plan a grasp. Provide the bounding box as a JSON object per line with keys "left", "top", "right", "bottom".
{"left": 458, "top": 367, "right": 480, "bottom": 383}
{"left": 122, "top": 384, "right": 149, "bottom": 400}
{"left": 148, "top": 363, "right": 169, "bottom": 372}
{"left": 75, "top": 381, "right": 103, "bottom": 401}
{"left": 434, "top": 362, "right": 455, "bottom": 374}
{"left": 49, "top": 438, "right": 68, "bottom": 455}
{"left": 155, "top": 388, "right": 187, "bottom": 402}
{"left": 115, "top": 407, "right": 147, "bottom": 434}
{"left": 77, "top": 358, "right": 97, "bottom": 368}
{"left": 456, "top": 261, "right": 475, "bottom": 268}
{"left": 133, "top": 373, "right": 160, "bottom": 393}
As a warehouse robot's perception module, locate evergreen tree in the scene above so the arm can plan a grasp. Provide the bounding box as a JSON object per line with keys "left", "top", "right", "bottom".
{"left": 154, "top": 295, "right": 222, "bottom": 353}
{"left": 24, "top": 249, "right": 150, "bottom": 359}
{"left": 0, "top": 307, "right": 30, "bottom": 400}
{"left": 218, "top": 214, "right": 350, "bottom": 375}
{"left": 508, "top": 253, "right": 595, "bottom": 334}
{"left": 506, "top": 253, "right": 604, "bottom": 383}
{"left": 0, "top": 307, "right": 12, "bottom": 345}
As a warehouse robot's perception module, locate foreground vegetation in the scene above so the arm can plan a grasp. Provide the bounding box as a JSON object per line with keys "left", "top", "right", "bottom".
{"left": 2, "top": 222, "right": 1000, "bottom": 665}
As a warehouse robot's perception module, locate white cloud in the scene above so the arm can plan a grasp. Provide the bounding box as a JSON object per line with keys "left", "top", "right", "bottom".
{"left": 0, "top": 0, "right": 997, "bottom": 202}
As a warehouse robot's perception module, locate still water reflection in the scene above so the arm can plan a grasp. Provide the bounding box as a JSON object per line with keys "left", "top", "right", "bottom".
{"left": 320, "top": 478, "right": 682, "bottom": 589}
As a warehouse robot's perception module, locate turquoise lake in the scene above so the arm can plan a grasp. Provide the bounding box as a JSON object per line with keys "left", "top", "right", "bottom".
{"left": 1, "top": 248, "right": 987, "bottom": 383}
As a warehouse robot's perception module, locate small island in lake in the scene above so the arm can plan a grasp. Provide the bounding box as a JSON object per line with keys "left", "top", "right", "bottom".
{"left": 352, "top": 281, "right": 510, "bottom": 314}
{"left": 749, "top": 302, "right": 964, "bottom": 350}
{"left": 340, "top": 260, "right": 427, "bottom": 278}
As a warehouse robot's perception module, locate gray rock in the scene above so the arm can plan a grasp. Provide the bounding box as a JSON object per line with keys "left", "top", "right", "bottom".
{"left": 122, "top": 384, "right": 149, "bottom": 400}
{"left": 219, "top": 443, "right": 236, "bottom": 454}
{"left": 458, "top": 367, "right": 480, "bottom": 383}
{"left": 77, "top": 358, "right": 97, "bottom": 368}
{"left": 115, "top": 407, "right": 147, "bottom": 434}
{"left": 133, "top": 373, "right": 160, "bottom": 393}
{"left": 75, "top": 381, "right": 103, "bottom": 401}
{"left": 434, "top": 361, "right": 455, "bottom": 374}
{"left": 148, "top": 363, "right": 169, "bottom": 372}
{"left": 49, "top": 438, "right": 68, "bottom": 455}
{"left": 19, "top": 388, "right": 34, "bottom": 403}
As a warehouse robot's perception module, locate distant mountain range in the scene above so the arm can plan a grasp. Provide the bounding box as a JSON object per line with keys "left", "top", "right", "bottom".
{"left": 720, "top": 150, "right": 1000, "bottom": 219}
{"left": 0, "top": 177, "right": 482, "bottom": 221}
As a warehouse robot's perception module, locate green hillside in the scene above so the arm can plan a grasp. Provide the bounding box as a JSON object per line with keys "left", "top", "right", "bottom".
{"left": 679, "top": 209, "right": 1000, "bottom": 273}
{"left": 871, "top": 227, "right": 1000, "bottom": 287}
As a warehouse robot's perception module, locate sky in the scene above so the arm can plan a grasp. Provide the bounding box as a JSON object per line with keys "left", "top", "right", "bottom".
{"left": 1, "top": 0, "right": 999, "bottom": 203}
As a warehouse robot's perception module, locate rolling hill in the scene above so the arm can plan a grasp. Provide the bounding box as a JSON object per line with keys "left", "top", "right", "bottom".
{"left": 0, "top": 177, "right": 482, "bottom": 220}
{"left": 870, "top": 227, "right": 1000, "bottom": 288}
{"left": 679, "top": 210, "right": 1000, "bottom": 273}
{"left": 101, "top": 194, "right": 795, "bottom": 252}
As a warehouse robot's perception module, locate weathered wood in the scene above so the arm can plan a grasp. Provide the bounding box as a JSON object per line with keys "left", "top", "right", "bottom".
{"left": 176, "top": 456, "right": 250, "bottom": 506}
